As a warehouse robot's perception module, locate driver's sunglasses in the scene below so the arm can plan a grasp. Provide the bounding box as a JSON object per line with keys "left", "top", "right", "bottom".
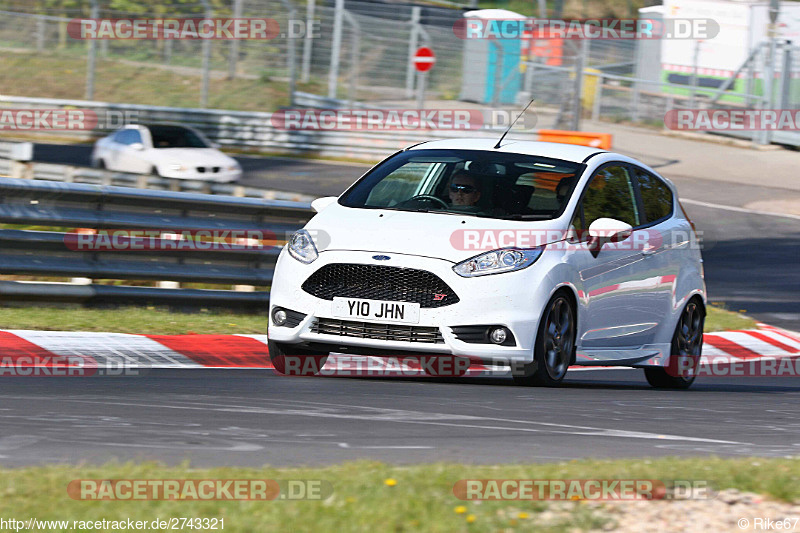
{"left": 450, "top": 184, "right": 477, "bottom": 194}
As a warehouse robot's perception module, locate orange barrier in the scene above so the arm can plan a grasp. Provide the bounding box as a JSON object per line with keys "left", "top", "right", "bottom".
{"left": 537, "top": 130, "right": 612, "bottom": 150}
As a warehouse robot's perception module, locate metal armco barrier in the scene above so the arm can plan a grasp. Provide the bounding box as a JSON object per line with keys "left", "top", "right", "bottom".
{"left": 0, "top": 94, "right": 547, "bottom": 160}
{"left": 0, "top": 141, "right": 315, "bottom": 202}
{"left": 0, "top": 177, "right": 314, "bottom": 309}
{"left": 0, "top": 140, "right": 32, "bottom": 161}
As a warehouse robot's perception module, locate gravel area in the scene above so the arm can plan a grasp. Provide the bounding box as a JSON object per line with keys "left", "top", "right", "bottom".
{"left": 534, "top": 490, "right": 800, "bottom": 532}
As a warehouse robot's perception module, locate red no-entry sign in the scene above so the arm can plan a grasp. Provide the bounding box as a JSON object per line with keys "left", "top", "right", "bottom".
{"left": 413, "top": 47, "right": 436, "bottom": 72}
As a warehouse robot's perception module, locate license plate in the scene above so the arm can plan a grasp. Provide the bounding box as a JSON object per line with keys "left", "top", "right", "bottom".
{"left": 332, "top": 297, "right": 420, "bottom": 324}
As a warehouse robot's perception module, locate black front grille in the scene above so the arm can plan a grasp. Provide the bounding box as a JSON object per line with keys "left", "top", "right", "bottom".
{"left": 312, "top": 318, "right": 444, "bottom": 344}
{"left": 302, "top": 264, "right": 459, "bottom": 308}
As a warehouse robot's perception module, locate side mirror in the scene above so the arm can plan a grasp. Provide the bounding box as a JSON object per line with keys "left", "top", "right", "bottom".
{"left": 588, "top": 217, "right": 633, "bottom": 246}
{"left": 311, "top": 196, "right": 338, "bottom": 213}
{"left": 130, "top": 142, "right": 145, "bottom": 151}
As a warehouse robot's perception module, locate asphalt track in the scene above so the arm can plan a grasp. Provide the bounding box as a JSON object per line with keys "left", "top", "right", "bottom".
{"left": 0, "top": 142, "right": 797, "bottom": 467}
{"left": 1, "top": 369, "right": 800, "bottom": 467}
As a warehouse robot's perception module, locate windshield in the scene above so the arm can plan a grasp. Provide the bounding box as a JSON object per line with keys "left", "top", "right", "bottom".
{"left": 149, "top": 125, "right": 210, "bottom": 149}
{"left": 339, "top": 149, "right": 583, "bottom": 220}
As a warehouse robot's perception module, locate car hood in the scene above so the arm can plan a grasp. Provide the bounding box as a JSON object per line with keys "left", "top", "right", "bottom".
{"left": 306, "top": 202, "right": 568, "bottom": 263}
{"left": 147, "top": 148, "right": 236, "bottom": 166}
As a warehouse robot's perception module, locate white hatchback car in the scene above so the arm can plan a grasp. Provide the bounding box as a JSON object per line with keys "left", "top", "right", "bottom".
{"left": 268, "top": 139, "right": 706, "bottom": 388}
{"left": 91, "top": 124, "right": 242, "bottom": 182}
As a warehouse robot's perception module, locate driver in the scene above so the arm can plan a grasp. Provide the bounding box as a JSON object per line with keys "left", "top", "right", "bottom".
{"left": 448, "top": 171, "right": 482, "bottom": 207}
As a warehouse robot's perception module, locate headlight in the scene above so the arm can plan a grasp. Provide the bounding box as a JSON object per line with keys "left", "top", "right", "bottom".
{"left": 227, "top": 164, "right": 240, "bottom": 172}
{"left": 168, "top": 164, "right": 187, "bottom": 171}
{"left": 453, "top": 247, "right": 544, "bottom": 277}
{"left": 288, "top": 229, "right": 318, "bottom": 264}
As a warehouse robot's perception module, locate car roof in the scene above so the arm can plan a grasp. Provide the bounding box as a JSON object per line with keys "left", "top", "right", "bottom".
{"left": 121, "top": 123, "right": 189, "bottom": 130}
{"left": 406, "top": 138, "right": 608, "bottom": 163}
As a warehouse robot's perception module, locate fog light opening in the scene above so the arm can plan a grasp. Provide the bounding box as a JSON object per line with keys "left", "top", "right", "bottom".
{"left": 272, "top": 308, "right": 288, "bottom": 326}
{"left": 489, "top": 327, "right": 508, "bottom": 345}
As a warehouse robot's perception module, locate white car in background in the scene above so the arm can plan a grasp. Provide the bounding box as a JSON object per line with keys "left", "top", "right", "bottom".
{"left": 268, "top": 139, "right": 707, "bottom": 389}
{"left": 91, "top": 124, "right": 242, "bottom": 182}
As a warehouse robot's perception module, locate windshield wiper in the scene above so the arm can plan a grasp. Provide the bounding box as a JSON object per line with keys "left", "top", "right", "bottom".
{"left": 501, "top": 214, "right": 553, "bottom": 220}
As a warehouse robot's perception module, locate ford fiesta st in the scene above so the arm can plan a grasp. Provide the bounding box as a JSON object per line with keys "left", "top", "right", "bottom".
{"left": 268, "top": 139, "right": 706, "bottom": 388}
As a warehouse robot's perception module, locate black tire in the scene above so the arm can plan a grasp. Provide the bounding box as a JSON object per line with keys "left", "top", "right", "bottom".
{"left": 150, "top": 166, "right": 161, "bottom": 177}
{"left": 513, "top": 291, "right": 576, "bottom": 387}
{"left": 267, "top": 339, "right": 329, "bottom": 376}
{"left": 644, "top": 298, "right": 705, "bottom": 389}
{"left": 94, "top": 159, "right": 106, "bottom": 169}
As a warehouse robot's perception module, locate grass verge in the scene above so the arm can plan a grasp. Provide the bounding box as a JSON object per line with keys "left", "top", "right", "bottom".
{"left": 0, "top": 304, "right": 758, "bottom": 336}
{"left": 705, "top": 304, "right": 757, "bottom": 332}
{"left": 0, "top": 306, "right": 267, "bottom": 335}
{"left": 1, "top": 51, "right": 321, "bottom": 111}
{"left": 0, "top": 457, "right": 798, "bottom": 532}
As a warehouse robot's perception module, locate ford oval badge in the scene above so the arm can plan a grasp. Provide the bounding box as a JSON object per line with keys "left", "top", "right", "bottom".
{"left": 372, "top": 255, "right": 391, "bottom": 261}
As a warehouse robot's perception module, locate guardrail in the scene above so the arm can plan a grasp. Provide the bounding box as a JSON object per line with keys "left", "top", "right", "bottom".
{"left": 0, "top": 141, "right": 315, "bottom": 202}
{"left": 0, "top": 94, "right": 544, "bottom": 160}
{"left": 0, "top": 177, "right": 315, "bottom": 310}
{"left": 0, "top": 140, "right": 32, "bottom": 161}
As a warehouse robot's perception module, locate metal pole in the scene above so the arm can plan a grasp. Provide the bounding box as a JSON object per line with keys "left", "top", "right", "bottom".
{"left": 780, "top": 41, "right": 792, "bottom": 110}
{"left": 416, "top": 71, "right": 426, "bottom": 109}
{"left": 746, "top": 45, "right": 757, "bottom": 107}
{"left": 405, "top": 7, "right": 421, "bottom": 99}
{"left": 754, "top": 46, "right": 768, "bottom": 146}
{"left": 301, "top": 0, "right": 315, "bottom": 83}
{"left": 200, "top": 0, "right": 212, "bottom": 108}
{"left": 283, "top": 0, "right": 298, "bottom": 106}
{"left": 36, "top": 15, "right": 45, "bottom": 52}
{"left": 228, "top": 0, "right": 243, "bottom": 80}
{"left": 689, "top": 40, "right": 700, "bottom": 109}
{"left": 342, "top": 10, "right": 360, "bottom": 106}
{"left": 592, "top": 74, "right": 602, "bottom": 121}
{"left": 570, "top": 37, "right": 586, "bottom": 131}
{"left": 491, "top": 41, "right": 503, "bottom": 106}
{"left": 327, "top": 0, "right": 344, "bottom": 99}
{"left": 85, "top": 0, "right": 99, "bottom": 100}
{"left": 763, "top": 0, "right": 780, "bottom": 145}
{"left": 537, "top": 0, "right": 547, "bottom": 18}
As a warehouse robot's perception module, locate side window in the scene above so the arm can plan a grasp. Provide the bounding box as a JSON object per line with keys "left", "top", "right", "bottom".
{"left": 633, "top": 168, "right": 673, "bottom": 223}
{"left": 580, "top": 165, "right": 639, "bottom": 228}
{"left": 116, "top": 129, "right": 142, "bottom": 145}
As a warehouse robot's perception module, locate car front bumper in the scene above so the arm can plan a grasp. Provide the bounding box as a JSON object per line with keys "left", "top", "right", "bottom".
{"left": 158, "top": 169, "right": 242, "bottom": 183}
{"left": 267, "top": 248, "right": 562, "bottom": 366}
